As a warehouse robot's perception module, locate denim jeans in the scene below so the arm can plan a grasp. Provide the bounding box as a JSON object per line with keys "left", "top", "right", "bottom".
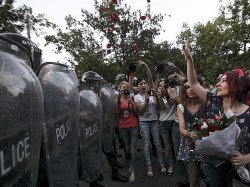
{"left": 139, "top": 121, "right": 164, "bottom": 166}
{"left": 159, "top": 120, "right": 175, "bottom": 167}
{"left": 119, "top": 127, "right": 138, "bottom": 171}
{"left": 207, "top": 157, "right": 233, "bottom": 187}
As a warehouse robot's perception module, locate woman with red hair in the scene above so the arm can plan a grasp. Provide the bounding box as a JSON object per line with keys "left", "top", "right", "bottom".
{"left": 182, "top": 42, "right": 250, "bottom": 186}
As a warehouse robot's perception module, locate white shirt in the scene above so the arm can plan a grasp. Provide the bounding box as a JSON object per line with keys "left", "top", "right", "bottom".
{"left": 134, "top": 93, "right": 158, "bottom": 121}
{"left": 159, "top": 97, "right": 176, "bottom": 121}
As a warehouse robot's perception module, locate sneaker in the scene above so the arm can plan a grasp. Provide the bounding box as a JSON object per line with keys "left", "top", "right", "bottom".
{"left": 160, "top": 164, "right": 166, "bottom": 174}
{"left": 147, "top": 166, "right": 154, "bottom": 177}
{"left": 129, "top": 171, "right": 135, "bottom": 182}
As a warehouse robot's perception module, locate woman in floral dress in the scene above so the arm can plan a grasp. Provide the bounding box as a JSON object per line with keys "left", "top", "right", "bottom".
{"left": 177, "top": 77, "right": 207, "bottom": 187}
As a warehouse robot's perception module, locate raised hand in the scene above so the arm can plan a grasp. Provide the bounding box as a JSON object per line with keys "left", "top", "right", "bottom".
{"left": 138, "top": 60, "right": 146, "bottom": 67}
{"left": 182, "top": 40, "right": 192, "bottom": 61}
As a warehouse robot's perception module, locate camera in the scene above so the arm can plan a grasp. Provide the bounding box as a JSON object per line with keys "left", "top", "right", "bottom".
{"left": 164, "top": 77, "right": 178, "bottom": 88}
{"left": 155, "top": 63, "right": 164, "bottom": 73}
{"left": 128, "top": 61, "right": 137, "bottom": 73}
{"left": 122, "top": 89, "right": 130, "bottom": 96}
{"left": 147, "top": 89, "right": 153, "bottom": 96}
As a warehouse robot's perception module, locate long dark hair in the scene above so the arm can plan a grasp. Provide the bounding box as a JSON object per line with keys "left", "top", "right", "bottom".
{"left": 180, "top": 75, "right": 204, "bottom": 105}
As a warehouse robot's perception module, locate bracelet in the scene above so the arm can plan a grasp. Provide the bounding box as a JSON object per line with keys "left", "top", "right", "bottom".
{"left": 187, "top": 131, "right": 191, "bottom": 138}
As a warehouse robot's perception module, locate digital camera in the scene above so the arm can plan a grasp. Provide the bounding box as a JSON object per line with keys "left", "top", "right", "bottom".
{"left": 164, "top": 77, "right": 178, "bottom": 88}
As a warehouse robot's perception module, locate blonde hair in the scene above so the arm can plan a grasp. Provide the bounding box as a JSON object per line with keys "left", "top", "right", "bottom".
{"left": 119, "top": 81, "right": 131, "bottom": 90}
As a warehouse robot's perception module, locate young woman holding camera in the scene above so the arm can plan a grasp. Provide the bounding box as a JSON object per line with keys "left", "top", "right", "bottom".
{"left": 116, "top": 81, "right": 138, "bottom": 182}
{"left": 134, "top": 60, "right": 166, "bottom": 177}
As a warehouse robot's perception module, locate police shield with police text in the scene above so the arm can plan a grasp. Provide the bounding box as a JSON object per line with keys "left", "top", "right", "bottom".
{"left": 37, "top": 62, "right": 80, "bottom": 187}
{"left": 0, "top": 34, "right": 43, "bottom": 186}
{"left": 82, "top": 71, "right": 128, "bottom": 183}
{"left": 78, "top": 84, "right": 103, "bottom": 184}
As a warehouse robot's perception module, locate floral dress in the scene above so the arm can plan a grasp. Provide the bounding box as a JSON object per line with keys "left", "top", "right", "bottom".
{"left": 177, "top": 104, "right": 206, "bottom": 162}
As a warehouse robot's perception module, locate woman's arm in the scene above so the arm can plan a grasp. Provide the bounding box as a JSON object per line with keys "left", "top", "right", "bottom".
{"left": 156, "top": 87, "right": 166, "bottom": 110}
{"left": 135, "top": 96, "right": 149, "bottom": 115}
{"left": 182, "top": 42, "right": 208, "bottom": 103}
{"left": 177, "top": 106, "right": 197, "bottom": 139}
{"left": 177, "top": 106, "right": 190, "bottom": 138}
{"left": 154, "top": 72, "right": 160, "bottom": 91}
{"left": 139, "top": 60, "right": 154, "bottom": 89}
{"left": 128, "top": 97, "right": 138, "bottom": 113}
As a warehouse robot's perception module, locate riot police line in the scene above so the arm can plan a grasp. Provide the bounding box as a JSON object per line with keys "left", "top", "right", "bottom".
{"left": 0, "top": 33, "right": 126, "bottom": 187}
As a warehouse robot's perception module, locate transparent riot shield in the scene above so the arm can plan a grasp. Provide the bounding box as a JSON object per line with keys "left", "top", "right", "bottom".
{"left": 65, "top": 68, "right": 79, "bottom": 87}
{"left": 38, "top": 62, "right": 80, "bottom": 187}
{"left": 99, "top": 82, "right": 117, "bottom": 152}
{"left": 0, "top": 36, "right": 43, "bottom": 187}
{"left": 78, "top": 84, "right": 103, "bottom": 182}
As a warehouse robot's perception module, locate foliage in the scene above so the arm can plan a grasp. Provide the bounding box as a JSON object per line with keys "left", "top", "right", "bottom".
{"left": 176, "top": 0, "right": 250, "bottom": 85}
{"left": 45, "top": 0, "right": 165, "bottom": 80}
{"left": 0, "top": 0, "right": 56, "bottom": 38}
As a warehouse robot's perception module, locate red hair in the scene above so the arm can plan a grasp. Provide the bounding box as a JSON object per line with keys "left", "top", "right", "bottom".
{"left": 224, "top": 71, "right": 250, "bottom": 103}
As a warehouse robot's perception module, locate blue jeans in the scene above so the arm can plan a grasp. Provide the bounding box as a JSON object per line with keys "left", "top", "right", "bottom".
{"left": 207, "top": 157, "right": 233, "bottom": 187}
{"left": 159, "top": 120, "right": 175, "bottom": 167}
{"left": 119, "top": 127, "right": 138, "bottom": 171}
{"left": 139, "top": 121, "right": 164, "bottom": 166}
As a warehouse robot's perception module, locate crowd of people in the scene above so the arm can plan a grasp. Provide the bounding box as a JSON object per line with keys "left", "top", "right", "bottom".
{"left": 1, "top": 32, "right": 249, "bottom": 187}
{"left": 110, "top": 43, "right": 250, "bottom": 187}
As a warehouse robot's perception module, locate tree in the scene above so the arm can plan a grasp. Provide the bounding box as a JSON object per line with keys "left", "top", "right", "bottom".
{"left": 0, "top": 0, "right": 56, "bottom": 38}
{"left": 0, "top": 0, "right": 22, "bottom": 33}
{"left": 45, "top": 0, "right": 165, "bottom": 78}
{"left": 176, "top": 0, "right": 250, "bottom": 84}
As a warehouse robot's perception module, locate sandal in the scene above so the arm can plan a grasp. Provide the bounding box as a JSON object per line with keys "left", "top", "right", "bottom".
{"left": 160, "top": 164, "right": 166, "bottom": 174}
{"left": 147, "top": 166, "right": 154, "bottom": 177}
{"left": 167, "top": 166, "right": 174, "bottom": 176}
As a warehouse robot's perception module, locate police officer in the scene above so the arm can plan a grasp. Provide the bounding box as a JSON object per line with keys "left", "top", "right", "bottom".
{"left": 82, "top": 71, "right": 128, "bottom": 183}
{"left": 0, "top": 33, "right": 43, "bottom": 186}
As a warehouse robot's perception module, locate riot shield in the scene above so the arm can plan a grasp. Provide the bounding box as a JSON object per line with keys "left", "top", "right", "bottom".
{"left": 0, "top": 36, "right": 43, "bottom": 186}
{"left": 38, "top": 62, "right": 80, "bottom": 187}
{"left": 78, "top": 85, "right": 103, "bottom": 182}
{"left": 99, "top": 82, "right": 117, "bottom": 152}
{"left": 65, "top": 68, "right": 79, "bottom": 87}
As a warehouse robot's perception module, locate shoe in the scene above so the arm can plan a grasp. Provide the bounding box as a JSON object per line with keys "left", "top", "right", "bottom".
{"left": 129, "top": 171, "right": 135, "bottom": 182}
{"left": 160, "top": 164, "right": 166, "bottom": 174}
{"left": 89, "top": 180, "right": 105, "bottom": 187}
{"left": 111, "top": 173, "right": 128, "bottom": 182}
{"left": 175, "top": 181, "right": 189, "bottom": 187}
{"left": 111, "top": 168, "right": 128, "bottom": 182}
{"left": 97, "top": 173, "right": 103, "bottom": 181}
{"left": 167, "top": 166, "right": 173, "bottom": 176}
{"left": 147, "top": 166, "right": 154, "bottom": 177}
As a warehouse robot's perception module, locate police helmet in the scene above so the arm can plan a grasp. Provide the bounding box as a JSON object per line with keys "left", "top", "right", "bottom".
{"left": 0, "top": 33, "right": 42, "bottom": 73}
{"left": 115, "top": 73, "right": 127, "bottom": 82}
{"left": 81, "top": 71, "right": 103, "bottom": 83}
